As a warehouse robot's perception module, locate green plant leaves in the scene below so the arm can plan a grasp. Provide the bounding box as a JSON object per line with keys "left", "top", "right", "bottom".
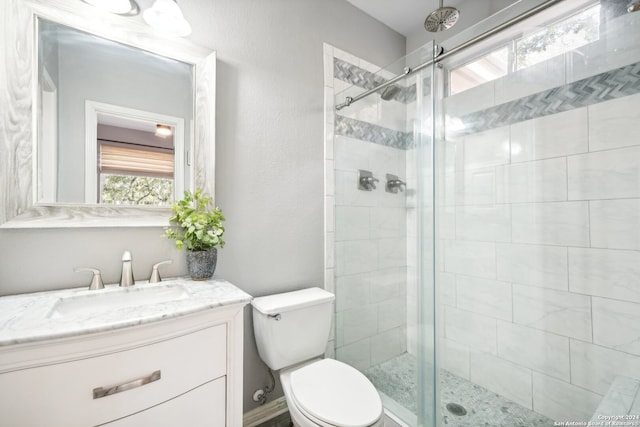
{"left": 164, "top": 190, "right": 225, "bottom": 251}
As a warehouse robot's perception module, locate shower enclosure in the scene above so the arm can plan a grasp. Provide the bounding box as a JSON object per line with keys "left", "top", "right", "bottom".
{"left": 326, "top": 0, "right": 640, "bottom": 425}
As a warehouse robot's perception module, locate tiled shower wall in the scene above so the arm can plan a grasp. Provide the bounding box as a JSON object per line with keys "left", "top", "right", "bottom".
{"left": 438, "top": 14, "right": 640, "bottom": 422}
{"left": 324, "top": 44, "right": 411, "bottom": 371}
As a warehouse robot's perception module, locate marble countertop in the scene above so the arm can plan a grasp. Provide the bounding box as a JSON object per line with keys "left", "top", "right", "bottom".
{"left": 0, "top": 277, "right": 252, "bottom": 346}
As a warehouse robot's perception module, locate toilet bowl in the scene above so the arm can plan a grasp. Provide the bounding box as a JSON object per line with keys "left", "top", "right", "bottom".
{"left": 280, "top": 358, "right": 383, "bottom": 427}
{"left": 251, "top": 288, "right": 384, "bottom": 427}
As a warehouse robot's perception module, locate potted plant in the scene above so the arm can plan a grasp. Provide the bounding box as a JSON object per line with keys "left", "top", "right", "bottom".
{"left": 165, "top": 190, "right": 225, "bottom": 280}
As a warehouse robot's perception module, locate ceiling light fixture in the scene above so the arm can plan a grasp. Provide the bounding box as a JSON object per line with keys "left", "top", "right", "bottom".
{"left": 81, "top": 0, "right": 139, "bottom": 16}
{"left": 143, "top": 0, "right": 192, "bottom": 37}
{"left": 155, "top": 124, "right": 173, "bottom": 137}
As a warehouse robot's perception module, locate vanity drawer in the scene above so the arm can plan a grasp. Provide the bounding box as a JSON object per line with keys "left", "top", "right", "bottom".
{"left": 104, "top": 377, "right": 226, "bottom": 426}
{"left": 0, "top": 323, "right": 226, "bottom": 427}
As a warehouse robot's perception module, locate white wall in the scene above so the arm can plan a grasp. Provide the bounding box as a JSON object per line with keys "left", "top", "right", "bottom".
{"left": 0, "top": 0, "right": 405, "bottom": 414}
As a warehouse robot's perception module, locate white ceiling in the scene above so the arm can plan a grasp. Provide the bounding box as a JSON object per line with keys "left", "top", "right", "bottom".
{"left": 345, "top": 0, "right": 518, "bottom": 37}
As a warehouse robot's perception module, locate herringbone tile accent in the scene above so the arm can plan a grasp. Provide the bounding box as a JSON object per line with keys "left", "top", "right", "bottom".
{"left": 335, "top": 115, "right": 413, "bottom": 150}
{"left": 458, "top": 62, "right": 640, "bottom": 136}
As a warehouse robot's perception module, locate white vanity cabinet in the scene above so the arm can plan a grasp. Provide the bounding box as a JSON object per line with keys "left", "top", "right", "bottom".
{"left": 0, "top": 279, "right": 250, "bottom": 427}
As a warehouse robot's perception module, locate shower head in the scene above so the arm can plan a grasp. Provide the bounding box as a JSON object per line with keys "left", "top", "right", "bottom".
{"left": 424, "top": 0, "right": 460, "bottom": 32}
{"left": 380, "top": 85, "right": 401, "bottom": 101}
{"left": 629, "top": 0, "right": 640, "bottom": 12}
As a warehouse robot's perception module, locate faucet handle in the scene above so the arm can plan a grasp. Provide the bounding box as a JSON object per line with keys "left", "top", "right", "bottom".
{"left": 149, "top": 260, "right": 173, "bottom": 283}
{"left": 74, "top": 267, "right": 105, "bottom": 290}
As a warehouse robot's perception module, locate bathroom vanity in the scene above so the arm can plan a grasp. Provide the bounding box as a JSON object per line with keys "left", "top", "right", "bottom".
{"left": 0, "top": 278, "right": 251, "bottom": 427}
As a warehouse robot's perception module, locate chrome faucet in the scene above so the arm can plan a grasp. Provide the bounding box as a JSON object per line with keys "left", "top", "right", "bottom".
{"left": 119, "top": 251, "right": 135, "bottom": 287}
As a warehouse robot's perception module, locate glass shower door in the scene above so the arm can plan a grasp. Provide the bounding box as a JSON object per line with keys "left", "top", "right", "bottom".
{"left": 433, "top": 1, "right": 640, "bottom": 425}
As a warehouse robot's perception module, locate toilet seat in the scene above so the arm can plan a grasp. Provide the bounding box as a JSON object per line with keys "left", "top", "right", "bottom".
{"left": 288, "top": 359, "right": 383, "bottom": 427}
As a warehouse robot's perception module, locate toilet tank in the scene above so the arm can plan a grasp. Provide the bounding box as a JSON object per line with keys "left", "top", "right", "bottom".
{"left": 251, "top": 288, "right": 334, "bottom": 371}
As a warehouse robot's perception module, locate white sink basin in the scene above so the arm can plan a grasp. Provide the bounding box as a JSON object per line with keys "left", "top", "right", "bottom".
{"left": 48, "top": 284, "right": 190, "bottom": 319}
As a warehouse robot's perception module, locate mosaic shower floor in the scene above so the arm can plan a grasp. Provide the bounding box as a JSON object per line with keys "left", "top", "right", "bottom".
{"left": 364, "top": 353, "right": 555, "bottom": 427}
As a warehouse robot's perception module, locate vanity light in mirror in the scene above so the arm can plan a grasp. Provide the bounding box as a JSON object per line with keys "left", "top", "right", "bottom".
{"left": 156, "top": 124, "right": 173, "bottom": 136}
{"left": 81, "top": 0, "right": 140, "bottom": 15}
{"left": 143, "top": 0, "right": 192, "bottom": 37}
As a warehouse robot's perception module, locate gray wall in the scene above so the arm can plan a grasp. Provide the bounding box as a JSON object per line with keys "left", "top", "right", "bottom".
{"left": 0, "top": 0, "right": 404, "bottom": 414}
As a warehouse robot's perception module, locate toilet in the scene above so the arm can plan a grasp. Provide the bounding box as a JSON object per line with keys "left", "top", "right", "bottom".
{"left": 252, "top": 288, "right": 384, "bottom": 427}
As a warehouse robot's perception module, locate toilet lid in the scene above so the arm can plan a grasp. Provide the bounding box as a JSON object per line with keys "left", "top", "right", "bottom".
{"left": 290, "top": 359, "right": 382, "bottom": 427}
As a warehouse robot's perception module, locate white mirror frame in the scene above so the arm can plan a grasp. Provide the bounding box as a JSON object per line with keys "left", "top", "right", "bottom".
{"left": 0, "top": 0, "right": 215, "bottom": 228}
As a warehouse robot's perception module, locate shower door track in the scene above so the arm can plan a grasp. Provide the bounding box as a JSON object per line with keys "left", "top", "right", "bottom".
{"left": 335, "top": 0, "right": 564, "bottom": 111}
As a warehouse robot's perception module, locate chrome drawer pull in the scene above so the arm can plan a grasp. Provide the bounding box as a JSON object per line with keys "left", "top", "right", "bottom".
{"left": 93, "top": 370, "right": 161, "bottom": 399}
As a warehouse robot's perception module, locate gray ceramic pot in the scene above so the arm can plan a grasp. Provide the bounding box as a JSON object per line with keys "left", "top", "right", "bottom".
{"left": 186, "top": 248, "right": 217, "bottom": 280}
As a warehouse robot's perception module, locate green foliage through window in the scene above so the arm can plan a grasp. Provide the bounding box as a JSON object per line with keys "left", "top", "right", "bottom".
{"left": 101, "top": 175, "right": 173, "bottom": 206}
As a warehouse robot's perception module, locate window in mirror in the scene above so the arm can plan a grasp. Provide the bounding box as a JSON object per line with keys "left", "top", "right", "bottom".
{"left": 97, "top": 121, "right": 175, "bottom": 205}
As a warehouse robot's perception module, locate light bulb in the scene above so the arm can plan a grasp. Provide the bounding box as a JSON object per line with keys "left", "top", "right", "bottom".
{"left": 143, "top": 0, "right": 192, "bottom": 37}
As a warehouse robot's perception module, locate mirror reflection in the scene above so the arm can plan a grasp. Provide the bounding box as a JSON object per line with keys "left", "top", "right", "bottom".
{"left": 37, "top": 18, "right": 194, "bottom": 206}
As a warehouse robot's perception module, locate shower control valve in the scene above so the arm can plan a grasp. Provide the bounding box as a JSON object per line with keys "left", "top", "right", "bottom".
{"left": 386, "top": 174, "right": 407, "bottom": 193}
{"left": 358, "top": 170, "right": 379, "bottom": 191}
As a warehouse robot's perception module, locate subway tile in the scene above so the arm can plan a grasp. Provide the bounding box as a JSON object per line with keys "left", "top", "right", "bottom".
{"left": 568, "top": 146, "right": 640, "bottom": 200}
{"left": 444, "top": 240, "right": 496, "bottom": 279}
{"left": 496, "top": 243, "right": 568, "bottom": 290}
{"left": 438, "top": 272, "right": 456, "bottom": 307}
{"left": 470, "top": 352, "right": 533, "bottom": 409}
{"left": 445, "top": 306, "right": 497, "bottom": 355}
{"left": 326, "top": 232, "right": 335, "bottom": 269}
{"left": 377, "top": 238, "right": 406, "bottom": 269}
{"left": 323, "top": 53, "right": 334, "bottom": 88}
{"left": 336, "top": 338, "right": 371, "bottom": 371}
{"left": 496, "top": 157, "right": 567, "bottom": 203}
{"left": 510, "top": 108, "right": 588, "bottom": 163}
{"left": 570, "top": 339, "right": 640, "bottom": 395}
{"left": 590, "top": 199, "right": 640, "bottom": 250}
{"left": 592, "top": 297, "right": 640, "bottom": 357}
{"left": 460, "top": 126, "right": 510, "bottom": 170}
{"left": 335, "top": 272, "right": 370, "bottom": 312}
{"left": 456, "top": 276, "right": 512, "bottom": 321}
{"left": 370, "top": 327, "right": 406, "bottom": 366}
{"left": 325, "top": 121, "right": 334, "bottom": 160}
{"left": 592, "top": 376, "right": 640, "bottom": 419}
{"left": 335, "top": 206, "right": 370, "bottom": 241}
{"left": 325, "top": 159, "right": 335, "bottom": 196}
{"left": 370, "top": 267, "right": 405, "bottom": 303}
{"left": 324, "top": 86, "right": 335, "bottom": 125}
{"left": 377, "top": 297, "right": 406, "bottom": 332}
{"left": 494, "top": 55, "right": 565, "bottom": 105}
{"left": 325, "top": 196, "right": 335, "bottom": 233}
{"left": 569, "top": 247, "right": 640, "bottom": 304}
{"left": 445, "top": 81, "right": 495, "bottom": 117}
{"left": 334, "top": 135, "right": 371, "bottom": 171}
{"left": 335, "top": 170, "right": 377, "bottom": 207}
{"left": 511, "top": 201, "right": 590, "bottom": 247}
{"left": 335, "top": 240, "right": 377, "bottom": 276}
{"left": 532, "top": 372, "right": 602, "bottom": 422}
{"left": 371, "top": 207, "right": 406, "bottom": 239}
{"left": 512, "top": 285, "right": 592, "bottom": 341}
{"left": 324, "top": 267, "right": 335, "bottom": 294}
{"left": 441, "top": 338, "right": 470, "bottom": 380}
{"left": 455, "top": 167, "right": 497, "bottom": 206}
{"left": 589, "top": 93, "right": 640, "bottom": 152}
{"left": 455, "top": 204, "right": 511, "bottom": 242}
{"left": 342, "top": 306, "right": 378, "bottom": 345}
{"left": 497, "top": 321, "right": 570, "bottom": 381}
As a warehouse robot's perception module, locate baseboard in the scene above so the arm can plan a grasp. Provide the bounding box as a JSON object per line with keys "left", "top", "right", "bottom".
{"left": 243, "top": 396, "right": 289, "bottom": 427}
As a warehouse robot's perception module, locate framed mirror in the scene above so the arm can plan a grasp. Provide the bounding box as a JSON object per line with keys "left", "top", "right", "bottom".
{"left": 0, "top": 0, "right": 215, "bottom": 228}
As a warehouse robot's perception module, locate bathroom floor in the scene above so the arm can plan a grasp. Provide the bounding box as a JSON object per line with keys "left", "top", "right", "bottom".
{"left": 364, "top": 353, "right": 555, "bottom": 427}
